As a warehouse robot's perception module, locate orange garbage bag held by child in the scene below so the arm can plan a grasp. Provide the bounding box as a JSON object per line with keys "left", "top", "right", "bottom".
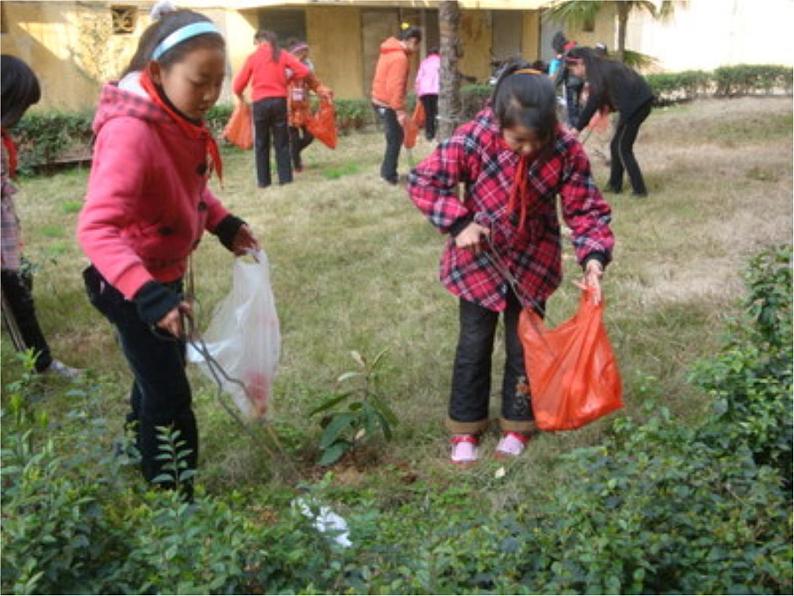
{"left": 306, "top": 96, "right": 337, "bottom": 149}
{"left": 403, "top": 115, "right": 419, "bottom": 149}
{"left": 518, "top": 288, "right": 623, "bottom": 431}
{"left": 223, "top": 101, "right": 253, "bottom": 150}
{"left": 412, "top": 100, "right": 426, "bottom": 129}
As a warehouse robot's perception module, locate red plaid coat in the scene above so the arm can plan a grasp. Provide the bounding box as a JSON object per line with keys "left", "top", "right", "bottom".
{"left": 408, "top": 108, "right": 614, "bottom": 312}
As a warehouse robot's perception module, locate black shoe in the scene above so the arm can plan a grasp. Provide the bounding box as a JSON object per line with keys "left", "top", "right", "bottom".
{"left": 631, "top": 190, "right": 648, "bottom": 198}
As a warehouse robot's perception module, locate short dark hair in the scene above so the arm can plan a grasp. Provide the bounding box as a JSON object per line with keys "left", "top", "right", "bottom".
{"left": 399, "top": 26, "right": 422, "bottom": 42}
{"left": 122, "top": 9, "right": 225, "bottom": 77}
{"left": 1, "top": 55, "right": 41, "bottom": 128}
{"left": 492, "top": 59, "right": 557, "bottom": 145}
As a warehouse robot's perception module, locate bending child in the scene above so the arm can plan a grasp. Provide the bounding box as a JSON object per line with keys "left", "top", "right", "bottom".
{"left": 408, "top": 60, "right": 614, "bottom": 464}
{"left": 77, "top": 6, "right": 259, "bottom": 495}
{"left": 1, "top": 55, "right": 81, "bottom": 378}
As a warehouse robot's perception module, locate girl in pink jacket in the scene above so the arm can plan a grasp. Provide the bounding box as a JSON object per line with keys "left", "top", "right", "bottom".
{"left": 415, "top": 48, "right": 440, "bottom": 140}
{"left": 77, "top": 6, "right": 259, "bottom": 497}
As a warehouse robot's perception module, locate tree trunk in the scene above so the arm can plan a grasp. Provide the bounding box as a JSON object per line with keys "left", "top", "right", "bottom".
{"left": 616, "top": 2, "right": 630, "bottom": 63}
{"left": 438, "top": 0, "right": 462, "bottom": 141}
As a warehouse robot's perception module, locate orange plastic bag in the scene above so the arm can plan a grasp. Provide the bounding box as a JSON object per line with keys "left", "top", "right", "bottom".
{"left": 403, "top": 115, "right": 419, "bottom": 149}
{"left": 518, "top": 289, "right": 623, "bottom": 431}
{"left": 412, "top": 101, "right": 426, "bottom": 128}
{"left": 222, "top": 102, "right": 253, "bottom": 150}
{"left": 306, "top": 98, "right": 337, "bottom": 149}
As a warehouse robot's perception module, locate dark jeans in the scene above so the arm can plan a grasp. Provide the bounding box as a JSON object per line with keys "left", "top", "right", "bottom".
{"left": 373, "top": 104, "right": 403, "bottom": 184}
{"left": 1, "top": 268, "right": 52, "bottom": 372}
{"left": 253, "top": 97, "right": 292, "bottom": 187}
{"left": 565, "top": 83, "right": 582, "bottom": 128}
{"left": 449, "top": 291, "right": 540, "bottom": 430}
{"left": 609, "top": 100, "right": 652, "bottom": 194}
{"left": 288, "top": 125, "right": 314, "bottom": 170}
{"left": 420, "top": 94, "right": 438, "bottom": 140}
{"left": 83, "top": 266, "right": 197, "bottom": 494}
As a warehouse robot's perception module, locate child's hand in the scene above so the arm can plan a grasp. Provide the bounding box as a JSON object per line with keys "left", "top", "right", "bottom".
{"left": 574, "top": 259, "right": 604, "bottom": 304}
{"left": 455, "top": 222, "right": 490, "bottom": 254}
{"left": 231, "top": 224, "right": 260, "bottom": 256}
{"left": 157, "top": 301, "right": 193, "bottom": 339}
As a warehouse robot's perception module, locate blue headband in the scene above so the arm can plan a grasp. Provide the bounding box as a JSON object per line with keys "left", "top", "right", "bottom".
{"left": 152, "top": 22, "right": 221, "bottom": 61}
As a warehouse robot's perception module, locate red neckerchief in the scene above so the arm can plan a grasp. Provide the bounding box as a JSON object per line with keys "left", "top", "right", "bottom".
{"left": 139, "top": 69, "right": 223, "bottom": 183}
{"left": 1, "top": 128, "right": 18, "bottom": 179}
{"left": 507, "top": 148, "right": 545, "bottom": 233}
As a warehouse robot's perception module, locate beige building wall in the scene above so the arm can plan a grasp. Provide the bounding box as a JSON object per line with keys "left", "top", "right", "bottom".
{"left": 306, "top": 6, "right": 364, "bottom": 99}
{"left": 625, "top": 0, "right": 794, "bottom": 71}
{"left": 1, "top": 1, "right": 146, "bottom": 111}
{"left": 458, "top": 9, "right": 493, "bottom": 82}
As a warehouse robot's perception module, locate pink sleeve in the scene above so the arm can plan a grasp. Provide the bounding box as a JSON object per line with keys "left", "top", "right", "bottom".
{"left": 77, "top": 118, "right": 155, "bottom": 299}
{"left": 201, "top": 186, "right": 230, "bottom": 232}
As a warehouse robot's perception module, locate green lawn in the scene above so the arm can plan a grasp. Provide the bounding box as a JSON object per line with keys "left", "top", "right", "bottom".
{"left": 2, "top": 96, "right": 791, "bottom": 495}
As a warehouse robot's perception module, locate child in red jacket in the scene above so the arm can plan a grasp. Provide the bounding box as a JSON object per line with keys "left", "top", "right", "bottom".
{"left": 408, "top": 60, "right": 614, "bottom": 464}
{"left": 77, "top": 6, "right": 259, "bottom": 495}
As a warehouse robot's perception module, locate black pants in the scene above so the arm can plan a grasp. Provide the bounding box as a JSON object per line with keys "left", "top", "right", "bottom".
{"left": 609, "top": 100, "right": 652, "bottom": 195}
{"left": 448, "top": 291, "right": 538, "bottom": 431}
{"left": 83, "top": 266, "right": 197, "bottom": 494}
{"left": 253, "top": 97, "right": 292, "bottom": 187}
{"left": 1, "top": 268, "right": 52, "bottom": 372}
{"left": 373, "top": 104, "right": 403, "bottom": 184}
{"left": 288, "top": 125, "right": 314, "bottom": 170}
{"left": 565, "top": 84, "right": 582, "bottom": 128}
{"left": 420, "top": 94, "right": 438, "bottom": 140}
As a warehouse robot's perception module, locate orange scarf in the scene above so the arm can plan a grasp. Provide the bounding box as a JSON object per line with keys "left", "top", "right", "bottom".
{"left": 1, "top": 129, "right": 18, "bottom": 178}
{"left": 139, "top": 69, "right": 223, "bottom": 183}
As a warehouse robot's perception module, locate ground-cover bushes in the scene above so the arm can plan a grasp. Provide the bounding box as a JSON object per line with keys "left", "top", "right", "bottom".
{"left": 2, "top": 245, "right": 790, "bottom": 594}
{"left": 13, "top": 64, "right": 791, "bottom": 171}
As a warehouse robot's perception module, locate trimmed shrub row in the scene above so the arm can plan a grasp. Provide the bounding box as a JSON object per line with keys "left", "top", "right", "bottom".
{"left": 10, "top": 63, "right": 793, "bottom": 172}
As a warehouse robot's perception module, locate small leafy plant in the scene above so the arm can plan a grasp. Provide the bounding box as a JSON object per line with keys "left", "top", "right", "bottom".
{"left": 310, "top": 349, "right": 398, "bottom": 466}
{"left": 152, "top": 426, "right": 196, "bottom": 492}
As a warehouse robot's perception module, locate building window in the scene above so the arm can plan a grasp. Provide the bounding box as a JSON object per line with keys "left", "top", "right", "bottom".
{"left": 258, "top": 9, "right": 306, "bottom": 46}
{"left": 111, "top": 6, "right": 137, "bottom": 34}
{"left": 582, "top": 16, "right": 595, "bottom": 33}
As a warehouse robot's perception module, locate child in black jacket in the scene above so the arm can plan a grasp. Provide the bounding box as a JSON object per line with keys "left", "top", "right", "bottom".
{"left": 567, "top": 47, "right": 654, "bottom": 197}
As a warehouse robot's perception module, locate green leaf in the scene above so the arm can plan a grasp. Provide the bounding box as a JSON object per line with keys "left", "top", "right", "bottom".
{"left": 337, "top": 371, "right": 363, "bottom": 384}
{"left": 319, "top": 413, "right": 355, "bottom": 449}
{"left": 350, "top": 350, "right": 366, "bottom": 368}
{"left": 318, "top": 441, "right": 349, "bottom": 466}
{"left": 369, "top": 394, "right": 398, "bottom": 426}
{"left": 370, "top": 348, "right": 390, "bottom": 370}
{"left": 179, "top": 469, "right": 196, "bottom": 482}
{"left": 309, "top": 392, "right": 352, "bottom": 417}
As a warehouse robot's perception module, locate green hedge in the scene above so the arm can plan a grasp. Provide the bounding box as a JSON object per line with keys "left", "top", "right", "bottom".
{"left": 9, "top": 64, "right": 793, "bottom": 171}
{"left": 2, "top": 245, "right": 791, "bottom": 594}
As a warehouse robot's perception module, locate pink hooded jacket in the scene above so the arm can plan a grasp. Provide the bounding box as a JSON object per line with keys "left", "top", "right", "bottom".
{"left": 77, "top": 76, "right": 231, "bottom": 301}
{"left": 415, "top": 53, "right": 440, "bottom": 97}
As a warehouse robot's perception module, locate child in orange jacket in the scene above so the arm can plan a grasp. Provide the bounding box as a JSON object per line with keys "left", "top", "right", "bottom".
{"left": 285, "top": 40, "right": 332, "bottom": 172}
{"left": 370, "top": 25, "right": 421, "bottom": 185}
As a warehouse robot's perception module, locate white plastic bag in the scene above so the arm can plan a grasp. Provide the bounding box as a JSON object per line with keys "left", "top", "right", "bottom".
{"left": 188, "top": 250, "right": 280, "bottom": 419}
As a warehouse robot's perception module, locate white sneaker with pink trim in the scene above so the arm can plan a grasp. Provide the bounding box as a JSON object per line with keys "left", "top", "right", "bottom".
{"left": 495, "top": 431, "right": 530, "bottom": 458}
{"left": 450, "top": 434, "right": 479, "bottom": 464}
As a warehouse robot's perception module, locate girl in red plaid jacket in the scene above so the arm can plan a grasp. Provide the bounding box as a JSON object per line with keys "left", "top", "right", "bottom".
{"left": 408, "top": 60, "right": 615, "bottom": 464}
